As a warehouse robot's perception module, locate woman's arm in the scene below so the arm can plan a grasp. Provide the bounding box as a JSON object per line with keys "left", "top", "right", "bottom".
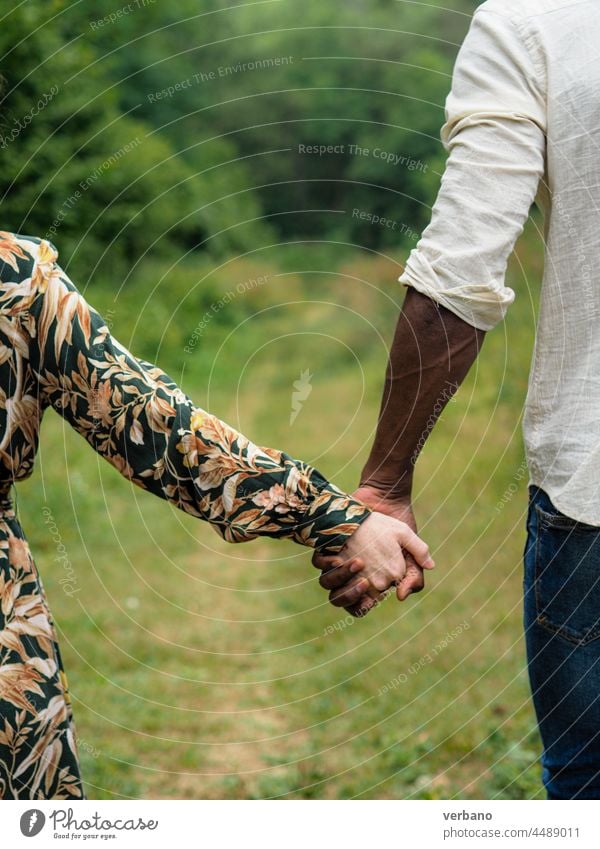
{"left": 23, "top": 237, "right": 371, "bottom": 554}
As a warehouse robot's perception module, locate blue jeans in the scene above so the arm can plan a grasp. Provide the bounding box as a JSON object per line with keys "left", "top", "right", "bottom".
{"left": 524, "top": 486, "right": 600, "bottom": 799}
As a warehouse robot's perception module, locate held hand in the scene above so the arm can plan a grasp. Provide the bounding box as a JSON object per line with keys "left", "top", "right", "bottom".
{"left": 338, "top": 510, "right": 433, "bottom": 594}
{"left": 313, "top": 486, "right": 432, "bottom": 615}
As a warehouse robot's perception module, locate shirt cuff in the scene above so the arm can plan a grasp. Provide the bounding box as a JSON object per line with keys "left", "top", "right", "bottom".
{"left": 399, "top": 249, "right": 515, "bottom": 332}
{"left": 294, "top": 476, "right": 372, "bottom": 554}
{"left": 210, "top": 449, "right": 372, "bottom": 553}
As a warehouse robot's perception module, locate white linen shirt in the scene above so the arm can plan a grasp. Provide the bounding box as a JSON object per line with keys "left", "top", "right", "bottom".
{"left": 399, "top": 0, "right": 600, "bottom": 525}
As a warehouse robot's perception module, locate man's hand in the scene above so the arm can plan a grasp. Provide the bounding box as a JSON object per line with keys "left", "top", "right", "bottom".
{"left": 313, "top": 486, "right": 430, "bottom": 615}
{"left": 313, "top": 555, "right": 374, "bottom": 614}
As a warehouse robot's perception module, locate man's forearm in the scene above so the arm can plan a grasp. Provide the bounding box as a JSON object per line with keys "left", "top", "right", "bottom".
{"left": 360, "top": 288, "right": 485, "bottom": 498}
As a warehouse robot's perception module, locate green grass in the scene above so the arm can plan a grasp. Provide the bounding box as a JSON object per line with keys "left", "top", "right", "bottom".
{"left": 17, "top": 223, "right": 546, "bottom": 799}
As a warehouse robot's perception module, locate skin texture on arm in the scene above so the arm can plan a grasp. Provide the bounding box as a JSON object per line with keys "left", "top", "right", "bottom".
{"left": 316, "top": 289, "right": 484, "bottom": 614}
{"left": 359, "top": 288, "right": 485, "bottom": 500}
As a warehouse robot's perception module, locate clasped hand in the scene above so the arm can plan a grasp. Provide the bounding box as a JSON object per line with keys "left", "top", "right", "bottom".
{"left": 312, "top": 486, "right": 434, "bottom": 617}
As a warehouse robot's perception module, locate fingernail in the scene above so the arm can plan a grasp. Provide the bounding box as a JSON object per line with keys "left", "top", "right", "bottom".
{"left": 357, "top": 579, "right": 369, "bottom": 591}
{"left": 349, "top": 561, "right": 362, "bottom": 573}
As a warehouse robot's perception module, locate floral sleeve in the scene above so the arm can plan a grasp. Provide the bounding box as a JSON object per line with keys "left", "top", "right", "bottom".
{"left": 23, "top": 238, "right": 370, "bottom": 553}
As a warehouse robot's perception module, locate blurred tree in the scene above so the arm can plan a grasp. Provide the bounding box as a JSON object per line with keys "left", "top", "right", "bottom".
{"left": 0, "top": 0, "right": 271, "bottom": 281}
{"left": 1, "top": 0, "right": 478, "bottom": 278}
{"left": 86, "top": 0, "right": 476, "bottom": 248}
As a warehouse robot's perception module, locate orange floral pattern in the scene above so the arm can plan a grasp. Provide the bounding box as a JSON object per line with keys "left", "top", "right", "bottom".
{"left": 0, "top": 232, "right": 370, "bottom": 799}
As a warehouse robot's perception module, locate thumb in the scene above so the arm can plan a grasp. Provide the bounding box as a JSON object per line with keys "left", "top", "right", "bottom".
{"left": 396, "top": 556, "right": 425, "bottom": 601}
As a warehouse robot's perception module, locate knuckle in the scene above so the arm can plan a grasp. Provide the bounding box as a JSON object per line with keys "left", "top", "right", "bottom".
{"left": 390, "top": 563, "right": 405, "bottom": 580}
{"left": 340, "top": 587, "right": 359, "bottom": 605}
{"left": 323, "top": 567, "right": 351, "bottom": 590}
{"left": 371, "top": 574, "right": 389, "bottom": 592}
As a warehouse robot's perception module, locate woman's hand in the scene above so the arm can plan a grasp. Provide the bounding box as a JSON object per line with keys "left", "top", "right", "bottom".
{"left": 315, "top": 510, "right": 433, "bottom": 615}
{"left": 353, "top": 486, "right": 427, "bottom": 601}
{"left": 314, "top": 488, "right": 434, "bottom": 615}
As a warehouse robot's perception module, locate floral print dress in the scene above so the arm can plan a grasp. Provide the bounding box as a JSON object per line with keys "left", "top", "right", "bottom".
{"left": 0, "top": 232, "right": 370, "bottom": 800}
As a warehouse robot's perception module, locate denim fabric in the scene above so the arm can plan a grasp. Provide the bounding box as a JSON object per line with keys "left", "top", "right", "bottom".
{"left": 524, "top": 486, "right": 600, "bottom": 799}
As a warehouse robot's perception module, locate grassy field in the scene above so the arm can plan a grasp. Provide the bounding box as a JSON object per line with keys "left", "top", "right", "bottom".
{"left": 17, "top": 219, "right": 547, "bottom": 799}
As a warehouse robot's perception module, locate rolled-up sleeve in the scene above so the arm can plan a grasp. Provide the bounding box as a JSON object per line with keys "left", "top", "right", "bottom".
{"left": 399, "top": 6, "right": 546, "bottom": 331}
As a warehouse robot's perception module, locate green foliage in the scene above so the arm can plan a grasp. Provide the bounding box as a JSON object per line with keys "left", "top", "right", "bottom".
{"left": 0, "top": 0, "right": 271, "bottom": 281}
{"left": 97, "top": 0, "right": 470, "bottom": 246}
{"left": 1, "top": 0, "right": 480, "bottom": 281}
